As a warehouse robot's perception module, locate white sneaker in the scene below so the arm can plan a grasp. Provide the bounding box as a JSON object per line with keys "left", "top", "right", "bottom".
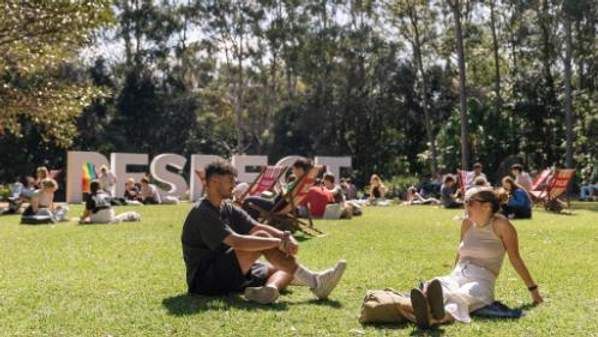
{"left": 244, "top": 286, "right": 280, "bottom": 304}
{"left": 311, "top": 260, "right": 347, "bottom": 300}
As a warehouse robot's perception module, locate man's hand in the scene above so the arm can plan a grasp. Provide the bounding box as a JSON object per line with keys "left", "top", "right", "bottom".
{"left": 285, "top": 235, "right": 299, "bottom": 255}
{"left": 278, "top": 232, "right": 299, "bottom": 256}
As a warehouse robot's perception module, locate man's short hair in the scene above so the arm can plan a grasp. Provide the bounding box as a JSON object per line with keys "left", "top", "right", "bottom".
{"left": 205, "top": 161, "right": 237, "bottom": 181}
{"left": 323, "top": 173, "right": 335, "bottom": 183}
{"left": 443, "top": 175, "right": 455, "bottom": 184}
{"left": 140, "top": 177, "right": 150, "bottom": 184}
{"left": 292, "top": 158, "right": 313, "bottom": 172}
{"left": 473, "top": 162, "right": 483, "bottom": 169}
{"left": 511, "top": 163, "right": 523, "bottom": 172}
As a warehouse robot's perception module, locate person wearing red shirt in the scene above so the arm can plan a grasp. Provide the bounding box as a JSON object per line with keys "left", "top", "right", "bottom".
{"left": 300, "top": 184, "right": 334, "bottom": 218}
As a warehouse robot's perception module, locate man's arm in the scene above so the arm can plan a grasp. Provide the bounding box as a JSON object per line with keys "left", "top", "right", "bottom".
{"left": 223, "top": 232, "right": 282, "bottom": 252}
{"left": 250, "top": 224, "right": 299, "bottom": 255}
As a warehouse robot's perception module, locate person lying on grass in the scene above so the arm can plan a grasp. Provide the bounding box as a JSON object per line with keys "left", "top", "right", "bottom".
{"left": 181, "top": 161, "right": 346, "bottom": 304}
{"left": 393, "top": 187, "right": 543, "bottom": 329}
{"left": 402, "top": 186, "right": 441, "bottom": 206}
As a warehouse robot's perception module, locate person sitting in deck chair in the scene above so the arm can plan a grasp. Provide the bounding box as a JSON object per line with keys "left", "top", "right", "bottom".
{"left": 511, "top": 164, "right": 533, "bottom": 192}
{"left": 181, "top": 161, "right": 346, "bottom": 304}
{"left": 242, "top": 158, "right": 313, "bottom": 220}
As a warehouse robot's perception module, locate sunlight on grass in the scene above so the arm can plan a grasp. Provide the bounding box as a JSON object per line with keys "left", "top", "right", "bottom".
{"left": 1, "top": 203, "right": 597, "bottom": 336}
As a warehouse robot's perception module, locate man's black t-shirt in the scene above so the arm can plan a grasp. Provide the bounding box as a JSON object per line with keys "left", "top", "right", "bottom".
{"left": 181, "top": 198, "right": 259, "bottom": 292}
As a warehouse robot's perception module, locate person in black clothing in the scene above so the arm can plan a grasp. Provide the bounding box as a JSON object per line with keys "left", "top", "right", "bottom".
{"left": 80, "top": 180, "right": 140, "bottom": 224}
{"left": 181, "top": 161, "right": 346, "bottom": 304}
{"left": 441, "top": 175, "right": 463, "bottom": 208}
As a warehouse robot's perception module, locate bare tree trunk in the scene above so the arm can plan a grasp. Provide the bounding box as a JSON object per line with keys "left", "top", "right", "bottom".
{"left": 489, "top": 0, "right": 502, "bottom": 114}
{"left": 411, "top": 10, "right": 438, "bottom": 175}
{"left": 564, "top": 13, "right": 574, "bottom": 168}
{"left": 449, "top": 0, "right": 469, "bottom": 170}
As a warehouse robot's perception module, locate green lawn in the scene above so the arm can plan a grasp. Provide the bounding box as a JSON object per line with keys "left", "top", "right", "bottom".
{"left": 1, "top": 202, "right": 597, "bottom": 337}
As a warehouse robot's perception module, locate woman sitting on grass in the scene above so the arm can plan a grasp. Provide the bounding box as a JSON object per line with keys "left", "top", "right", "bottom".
{"left": 80, "top": 181, "right": 140, "bottom": 224}
{"left": 402, "top": 186, "right": 440, "bottom": 205}
{"left": 22, "top": 178, "right": 69, "bottom": 223}
{"left": 394, "top": 187, "right": 542, "bottom": 329}
{"left": 368, "top": 174, "right": 388, "bottom": 206}
{"left": 500, "top": 177, "right": 532, "bottom": 219}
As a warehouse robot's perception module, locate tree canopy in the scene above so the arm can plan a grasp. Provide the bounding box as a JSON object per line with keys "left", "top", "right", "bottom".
{"left": 1, "top": 0, "right": 597, "bottom": 186}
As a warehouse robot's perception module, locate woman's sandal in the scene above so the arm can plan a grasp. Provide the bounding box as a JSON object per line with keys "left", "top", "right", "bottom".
{"left": 426, "top": 279, "right": 446, "bottom": 321}
{"left": 410, "top": 288, "right": 430, "bottom": 329}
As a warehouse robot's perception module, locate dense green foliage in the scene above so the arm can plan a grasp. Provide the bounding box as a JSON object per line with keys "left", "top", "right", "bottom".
{"left": 1, "top": 203, "right": 598, "bottom": 336}
{"left": 1, "top": 0, "right": 597, "bottom": 186}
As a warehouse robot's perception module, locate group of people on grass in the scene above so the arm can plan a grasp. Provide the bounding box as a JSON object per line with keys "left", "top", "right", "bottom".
{"left": 181, "top": 160, "right": 543, "bottom": 330}
{"left": 2, "top": 165, "right": 164, "bottom": 224}
{"left": 0, "top": 158, "right": 549, "bottom": 329}
{"left": 239, "top": 158, "right": 362, "bottom": 220}
{"left": 433, "top": 163, "right": 534, "bottom": 219}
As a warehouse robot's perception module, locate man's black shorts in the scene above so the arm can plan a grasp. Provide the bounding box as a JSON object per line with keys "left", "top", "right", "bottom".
{"left": 191, "top": 249, "right": 269, "bottom": 295}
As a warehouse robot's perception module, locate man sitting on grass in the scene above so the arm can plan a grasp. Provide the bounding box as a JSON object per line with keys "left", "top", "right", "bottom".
{"left": 181, "top": 161, "right": 346, "bottom": 304}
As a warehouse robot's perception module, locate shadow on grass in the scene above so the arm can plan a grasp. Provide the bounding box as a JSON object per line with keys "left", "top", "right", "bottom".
{"left": 410, "top": 327, "right": 446, "bottom": 337}
{"left": 162, "top": 293, "right": 288, "bottom": 315}
{"left": 162, "top": 293, "right": 343, "bottom": 316}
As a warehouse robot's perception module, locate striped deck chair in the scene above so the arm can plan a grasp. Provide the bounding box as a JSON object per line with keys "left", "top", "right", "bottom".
{"left": 248, "top": 165, "right": 325, "bottom": 236}
{"left": 530, "top": 169, "right": 575, "bottom": 213}
{"left": 531, "top": 168, "right": 552, "bottom": 192}
{"left": 457, "top": 170, "right": 475, "bottom": 193}
{"left": 237, "top": 166, "right": 288, "bottom": 203}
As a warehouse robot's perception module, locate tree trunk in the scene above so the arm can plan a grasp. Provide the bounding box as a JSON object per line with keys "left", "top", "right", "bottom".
{"left": 449, "top": 0, "right": 469, "bottom": 170}
{"left": 489, "top": 0, "right": 502, "bottom": 114}
{"left": 564, "top": 13, "right": 574, "bottom": 168}
{"left": 411, "top": 11, "right": 438, "bottom": 175}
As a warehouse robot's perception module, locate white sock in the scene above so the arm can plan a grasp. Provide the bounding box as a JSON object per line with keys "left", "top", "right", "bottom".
{"left": 293, "top": 265, "right": 318, "bottom": 288}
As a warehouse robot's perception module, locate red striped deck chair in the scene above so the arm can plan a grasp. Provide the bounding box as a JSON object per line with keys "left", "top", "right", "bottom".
{"left": 530, "top": 169, "right": 575, "bottom": 213}
{"left": 248, "top": 165, "right": 325, "bottom": 236}
{"left": 457, "top": 170, "right": 475, "bottom": 193}
{"left": 237, "top": 166, "right": 288, "bottom": 203}
{"left": 531, "top": 168, "right": 552, "bottom": 192}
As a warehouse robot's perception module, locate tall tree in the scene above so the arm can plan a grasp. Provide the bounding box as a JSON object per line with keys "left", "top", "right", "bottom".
{"left": 563, "top": 5, "right": 574, "bottom": 168}
{"left": 488, "top": 0, "right": 502, "bottom": 114}
{"left": 390, "top": 0, "right": 439, "bottom": 175}
{"left": 0, "top": 1, "right": 113, "bottom": 147}
{"left": 447, "top": 0, "right": 469, "bottom": 169}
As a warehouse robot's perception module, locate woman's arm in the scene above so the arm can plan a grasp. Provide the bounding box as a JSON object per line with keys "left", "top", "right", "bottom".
{"left": 497, "top": 218, "right": 543, "bottom": 304}
{"left": 454, "top": 219, "right": 471, "bottom": 266}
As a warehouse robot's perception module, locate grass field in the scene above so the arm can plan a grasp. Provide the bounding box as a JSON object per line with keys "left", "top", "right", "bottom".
{"left": 1, "top": 202, "right": 598, "bottom": 337}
